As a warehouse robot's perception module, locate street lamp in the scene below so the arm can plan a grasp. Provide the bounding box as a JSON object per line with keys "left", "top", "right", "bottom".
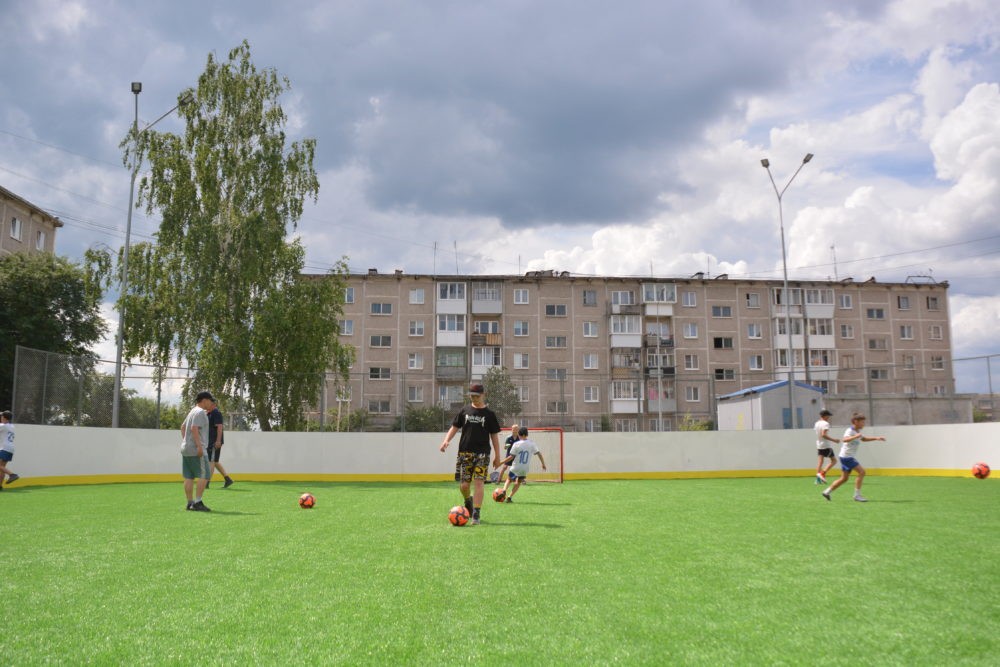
{"left": 761, "top": 153, "right": 813, "bottom": 429}
{"left": 111, "top": 83, "right": 192, "bottom": 428}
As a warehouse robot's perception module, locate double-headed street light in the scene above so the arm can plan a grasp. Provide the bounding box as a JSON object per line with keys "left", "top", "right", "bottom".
{"left": 761, "top": 153, "right": 813, "bottom": 429}
{"left": 111, "top": 83, "right": 192, "bottom": 428}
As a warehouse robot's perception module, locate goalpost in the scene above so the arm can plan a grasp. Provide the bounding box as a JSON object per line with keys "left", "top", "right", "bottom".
{"left": 520, "top": 426, "right": 564, "bottom": 483}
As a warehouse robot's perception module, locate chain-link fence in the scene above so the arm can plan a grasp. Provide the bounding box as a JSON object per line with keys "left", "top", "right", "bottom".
{"left": 11, "top": 345, "right": 998, "bottom": 431}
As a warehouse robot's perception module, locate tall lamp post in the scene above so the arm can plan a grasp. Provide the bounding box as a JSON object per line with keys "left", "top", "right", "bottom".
{"left": 111, "top": 83, "right": 191, "bottom": 428}
{"left": 761, "top": 153, "right": 813, "bottom": 429}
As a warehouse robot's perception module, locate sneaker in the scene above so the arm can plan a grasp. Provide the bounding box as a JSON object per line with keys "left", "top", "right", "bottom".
{"left": 822, "top": 490, "right": 831, "bottom": 502}
{"left": 816, "top": 473, "right": 827, "bottom": 484}
{"left": 853, "top": 495, "right": 868, "bottom": 503}
{"left": 191, "top": 501, "right": 212, "bottom": 512}
{"left": 223, "top": 477, "right": 234, "bottom": 488}
{"left": 6, "top": 473, "right": 20, "bottom": 485}
{"left": 505, "top": 497, "right": 512, "bottom": 503}
{"left": 470, "top": 517, "right": 480, "bottom": 525}
{"left": 186, "top": 501, "right": 194, "bottom": 510}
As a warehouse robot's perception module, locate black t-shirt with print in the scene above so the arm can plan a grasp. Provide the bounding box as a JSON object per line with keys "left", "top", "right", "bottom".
{"left": 451, "top": 405, "right": 501, "bottom": 455}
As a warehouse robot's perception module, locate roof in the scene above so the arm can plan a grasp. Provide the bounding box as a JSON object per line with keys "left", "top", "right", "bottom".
{"left": 0, "top": 184, "right": 63, "bottom": 228}
{"left": 717, "top": 380, "right": 826, "bottom": 401}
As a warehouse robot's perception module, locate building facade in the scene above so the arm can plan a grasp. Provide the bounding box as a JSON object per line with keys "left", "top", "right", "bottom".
{"left": 325, "top": 269, "right": 954, "bottom": 431}
{"left": 1, "top": 185, "right": 62, "bottom": 257}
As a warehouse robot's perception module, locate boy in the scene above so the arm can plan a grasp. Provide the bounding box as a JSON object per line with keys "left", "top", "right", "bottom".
{"left": 439, "top": 383, "right": 502, "bottom": 525}
{"left": 0, "top": 411, "right": 19, "bottom": 489}
{"left": 814, "top": 409, "right": 840, "bottom": 484}
{"left": 497, "top": 427, "right": 547, "bottom": 503}
{"left": 822, "top": 412, "right": 887, "bottom": 503}
{"left": 493, "top": 423, "right": 520, "bottom": 484}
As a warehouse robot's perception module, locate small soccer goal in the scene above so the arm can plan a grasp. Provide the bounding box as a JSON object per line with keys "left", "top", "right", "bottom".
{"left": 520, "top": 426, "right": 564, "bottom": 483}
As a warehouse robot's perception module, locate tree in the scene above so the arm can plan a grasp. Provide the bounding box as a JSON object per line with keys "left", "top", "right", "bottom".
{"left": 482, "top": 366, "right": 521, "bottom": 426}
{"left": 0, "top": 252, "right": 106, "bottom": 412}
{"left": 92, "top": 40, "right": 352, "bottom": 431}
{"left": 391, "top": 404, "right": 450, "bottom": 432}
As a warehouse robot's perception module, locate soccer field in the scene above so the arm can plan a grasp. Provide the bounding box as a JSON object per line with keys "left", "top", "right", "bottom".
{"left": 3, "top": 477, "right": 997, "bottom": 665}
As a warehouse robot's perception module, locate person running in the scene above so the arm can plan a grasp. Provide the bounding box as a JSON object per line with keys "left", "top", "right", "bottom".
{"left": 180, "top": 391, "right": 215, "bottom": 512}
{"left": 822, "top": 412, "right": 887, "bottom": 503}
{"left": 814, "top": 409, "right": 840, "bottom": 484}
{"left": 0, "top": 411, "right": 19, "bottom": 489}
{"left": 439, "top": 382, "right": 501, "bottom": 525}
{"left": 498, "top": 426, "right": 547, "bottom": 503}
{"left": 206, "top": 399, "right": 234, "bottom": 489}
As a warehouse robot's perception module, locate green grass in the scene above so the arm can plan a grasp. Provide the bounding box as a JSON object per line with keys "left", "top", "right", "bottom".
{"left": 2, "top": 477, "right": 998, "bottom": 665}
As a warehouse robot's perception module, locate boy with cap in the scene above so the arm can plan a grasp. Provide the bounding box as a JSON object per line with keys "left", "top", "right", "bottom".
{"left": 814, "top": 408, "right": 840, "bottom": 484}
{"left": 180, "top": 391, "right": 215, "bottom": 512}
{"left": 439, "top": 382, "right": 502, "bottom": 525}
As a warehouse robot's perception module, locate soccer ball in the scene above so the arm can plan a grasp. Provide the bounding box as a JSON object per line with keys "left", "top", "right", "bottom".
{"left": 448, "top": 505, "right": 470, "bottom": 526}
{"left": 972, "top": 462, "right": 990, "bottom": 479}
{"left": 492, "top": 488, "right": 507, "bottom": 503}
{"left": 299, "top": 493, "right": 316, "bottom": 509}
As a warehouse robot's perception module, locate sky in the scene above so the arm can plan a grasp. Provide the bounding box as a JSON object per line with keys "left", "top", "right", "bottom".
{"left": 1, "top": 0, "right": 999, "bottom": 394}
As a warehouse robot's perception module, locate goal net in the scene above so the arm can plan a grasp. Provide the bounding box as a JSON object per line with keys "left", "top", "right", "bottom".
{"left": 512, "top": 426, "right": 563, "bottom": 483}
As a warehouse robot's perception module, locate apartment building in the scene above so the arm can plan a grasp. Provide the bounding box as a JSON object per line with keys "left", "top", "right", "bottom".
{"left": 326, "top": 269, "right": 953, "bottom": 431}
{"left": 1, "top": 185, "right": 62, "bottom": 257}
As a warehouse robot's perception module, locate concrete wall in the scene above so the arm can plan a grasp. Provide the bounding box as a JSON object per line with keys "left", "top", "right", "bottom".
{"left": 9, "top": 422, "right": 999, "bottom": 486}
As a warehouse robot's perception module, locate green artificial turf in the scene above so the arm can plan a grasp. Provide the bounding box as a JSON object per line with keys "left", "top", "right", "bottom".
{"left": 2, "top": 477, "right": 997, "bottom": 665}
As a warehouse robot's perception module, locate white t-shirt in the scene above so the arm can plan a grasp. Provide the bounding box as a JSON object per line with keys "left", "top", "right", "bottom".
{"left": 180, "top": 406, "right": 209, "bottom": 456}
{"left": 0, "top": 422, "right": 14, "bottom": 454}
{"left": 814, "top": 419, "right": 832, "bottom": 449}
{"left": 839, "top": 426, "right": 863, "bottom": 459}
{"left": 508, "top": 438, "right": 540, "bottom": 477}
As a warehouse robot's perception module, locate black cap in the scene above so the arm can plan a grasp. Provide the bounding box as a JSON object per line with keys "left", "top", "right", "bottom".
{"left": 469, "top": 383, "right": 485, "bottom": 395}
{"left": 820, "top": 409, "right": 833, "bottom": 417}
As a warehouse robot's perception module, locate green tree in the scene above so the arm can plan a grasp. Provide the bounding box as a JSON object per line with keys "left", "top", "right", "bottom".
{"left": 677, "top": 413, "right": 713, "bottom": 431}
{"left": 92, "top": 41, "right": 351, "bottom": 431}
{"left": 0, "top": 252, "right": 106, "bottom": 415}
{"left": 391, "top": 404, "right": 450, "bottom": 432}
{"left": 482, "top": 366, "right": 521, "bottom": 426}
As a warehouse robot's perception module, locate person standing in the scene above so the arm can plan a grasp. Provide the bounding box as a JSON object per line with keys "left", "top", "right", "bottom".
{"left": 0, "top": 411, "right": 19, "bottom": 489}
{"left": 180, "top": 391, "right": 215, "bottom": 512}
{"left": 439, "top": 382, "right": 501, "bottom": 525}
{"left": 822, "top": 412, "right": 887, "bottom": 503}
{"left": 206, "top": 399, "right": 234, "bottom": 489}
{"left": 813, "top": 409, "right": 840, "bottom": 484}
{"left": 493, "top": 423, "right": 520, "bottom": 484}
{"left": 498, "top": 426, "right": 547, "bottom": 503}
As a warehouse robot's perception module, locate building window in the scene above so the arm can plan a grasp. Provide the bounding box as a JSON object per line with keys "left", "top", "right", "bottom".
{"left": 808, "top": 319, "right": 833, "bottom": 336}
{"left": 926, "top": 296, "right": 940, "bottom": 311}
{"left": 513, "top": 353, "right": 529, "bottom": 369}
{"left": 439, "top": 385, "right": 465, "bottom": 404}
{"left": 745, "top": 292, "right": 760, "bottom": 309}
{"left": 513, "top": 320, "right": 529, "bottom": 336}
{"left": 545, "top": 368, "right": 567, "bottom": 380}
{"left": 932, "top": 385, "right": 947, "bottom": 395}
{"left": 584, "top": 419, "right": 601, "bottom": 432}
{"left": 516, "top": 386, "right": 530, "bottom": 403}
{"left": 582, "top": 290, "right": 597, "bottom": 306}
{"left": 712, "top": 337, "right": 734, "bottom": 349}
{"left": 683, "top": 323, "right": 698, "bottom": 339}
{"left": 805, "top": 289, "right": 833, "bottom": 305}
{"left": 610, "top": 315, "right": 641, "bottom": 334}
{"left": 902, "top": 354, "right": 915, "bottom": 369}
{"left": 809, "top": 349, "right": 835, "bottom": 367}
{"left": 514, "top": 288, "right": 529, "bottom": 304}
{"left": 840, "top": 324, "right": 854, "bottom": 339}
{"left": 371, "top": 302, "right": 393, "bottom": 316}
{"left": 438, "top": 314, "right": 465, "bottom": 332}
{"left": 474, "top": 320, "right": 500, "bottom": 334}
{"left": 866, "top": 308, "right": 885, "bottom": 320}
{"left": 473, "top": 347, "right": 502, "bottom": 366}
{"left": 776, "top": 319, "right": 803, "bottom": 335}
{"left": 368, "top": 399, "right": 391, "bottom": 414}
{"left": 615, "top": 418, "right": 638, "bottom": 432}
{"left": 869, "top": 368, "right": 889, "bottom": 380}
{"left": 409, "top": 320, "right": 424, "bottom": 336}
{"left": 545, "top": 304, "right": 567, "bottom": 317}
{"left": 899, "top": 325, "right": 914, "bottom": 340}
{"left": 545, "top": 336, "right": 568, "bottom": 349}
{"left": 682, "top": 291, "right": 697, "bottom": 307}
{"left": 472, "top": 281, "right": 501, "bottom": 302}
{"left": 35, "top": 231, "right": 46, "bottom": 250}
{"left": 749, "top": 355, "right": 764, "bottom": 370}
{"left": 746, "top": 323, "right": 762, "bottom": 339}
{"left": 583, "top": 353, "right": 598, "bottom": 370}
{"left": 369, "top": 367, "right": 391, "bottom": 380}
{"left": 370, "top": 335, "right": 392, "bottom": 348}
{"left": 407, "top": 386, "right": 424, "bottom": 402}
{"left": 408, "top": 353, "right": 423, "bottom": 370}
{"left": 438, "top": 282, "right": 465, "bottom": 300}
{"left": 931, "top": 355, "right": 945, "bottom": 370}
{"left": 611, "top": 290, "right": 636, "bottom": 306}
{"left": 685, "top": 386, "right": 700, "bottom": 402}
{"left": 842, "top": 354, "right": 855, "bottom": 369}
{"left": 897, "top": 295, "right": 910, "bottom": 310}
{"left": 584, "top": 386, "right": 599, "bottom": 402}
{"left": 868, "top": 338, "right": 888, "bottom": 350}
{"left": 338, "top": 320, "right": 354, "bottom": 336}
{"left": 838, "top": 294, "right": 852, "bottom": 309}
{"left": 929, "top": 325, "right": 943, "bottom": 340}
{"left": 583, "top": 321, "right": 598, "bottom": 337}
{"left": 344, "top": 287, "right": 355, "bottom": 304}
{"left": 642, "top": 283, "right": 676, "bottom": 303}
{"left": 711, "top": 305, "right": 733, "bottom": 318}
{"left": 546, "top": 401, "right": 568, "bottom": 414}
{"left": 409, "top": 288, "right": 425, "bottom": 304}
{"left": 714, "top": 368, "right": 735, "bottom": 380}
{"left": 684, "top": 354, "right": 699, "bottom": 370}
{"left": 611, "top": 381, "right": 639, "bottom": 400}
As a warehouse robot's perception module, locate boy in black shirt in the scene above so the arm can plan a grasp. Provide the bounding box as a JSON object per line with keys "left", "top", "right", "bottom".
{"left": 439, "top": 383, "right": 501, "bottom": 525}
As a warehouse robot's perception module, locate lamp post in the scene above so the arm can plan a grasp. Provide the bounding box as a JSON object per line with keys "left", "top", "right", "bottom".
{"left": 111, "top": 83, "right": 191, "bottom": 428}
{"left": 761, "top": 153, "right": 813, "bottom": 429}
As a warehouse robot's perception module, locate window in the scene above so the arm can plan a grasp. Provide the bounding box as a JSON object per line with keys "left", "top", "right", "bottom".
{"left": 903, "top": 354, "right": 915, "bottom": 369}
{"left": 615, "top": 418, "right": 638, "bottom": 432}
{"left": 808, "top": 319, "right": 833, "bottom": 336}
{"left": 642, "top": 283, "right": 676, "bottom": 303}
{"left": 868, "top": 337, "right": 888, "bottom": 350}
{"left": 370, "top": 335, "right": 391, "bottom": 348}
{"left": 809, "top": 349, "right": 835, "bottom": 367}
{"left": 583, "top": 321, "right": 598, "bottom": 337}
{"left": 546, "top": 368, "right": 567, "bottom": 380}
{"left": 438, "top": 282, "right": 465, "bottom": 300}
{"left": 408, "top": 353, "right": 424, "bottom": 370}
{"left": 869, "top": 368, "right": 889, "bottom": 380}
{"left": 344, "top": 287, "right": 355, "bottom": 304}
{"left": 842, "top": 354, "right": 855, "bottom": 369}
{"left": 713, "top": 337, "right": 734, "bottom": 349}
{"left": 866, "top": 308, "right": 885, "bottom": 320}
{"left": 472, "top": 281, "right": 501, "bottom": 301}
{"left": 473, "top": 347, "right": 501, "bottom": 366}
{"left": 371, "top": 302, "right": 393, "bottom": 316}
{"left": 684, "top": 354, "right": 699, "bottom": 370}
{"left": 439, "top": 385, "right": 464, "bottom": 404}
{"left": 774, "top": 287, "right": 802, "bottom": 306}
{"left": 745, "top": 292, "right": 760, "bottom": 309}
{"left": 474, "top": 320, "right": 499, "bottom": 334}
{"left": 776, "top": 349, "right": 805, "bottom": 367}
{"left": 749, "top": 355, "right": 764, "bottom": 371}
{"left": 513, "top": 320, "right": 529, "bottom": 337}
{"left": 747, "top": 323, "right": 762, "bottom": 339}
{"left": 899, "top": 325, "right": 914, "bottom": 340}
{"left": 714, "top": 368, "right": 735, "bottom": 380}
{"left": 582, "top": 290, "right": 597, "bottom": 306}
{"left": 683, "top": 323, "right": 698, "bottom": 339}
{"left": 776, "top": 319, "right": 803, "bottom": 335}
{"left": 9, "top": 217, "right": 23, "bottom": 241}
{"left": 409, "top": 288, "right": 425, "bottom": 304}
{"left": 926, "top": 296, "right": 940, "bottom": 311}
{"left": 513, "top": 353, "right": 529, "bottom": 369}
{"left": 35, "top": 231, "right": 46, "bottom": 250}
{"left": 685, "top": 386, "right": 700, "bottom": 402}
{"left": 931, "top": 355, "right": 945, "bottom": 370}
{"left": 682, "top": 291, "right": 697, "bottom": 307}
{"left": 647, "top": 350, "right": 674, "bottom": 369}
{"left": 514, "top": 288, "right": 529, "bottom": 304}
{"left": 338, "top": 319, "right": 354, "bottom": 336}
{"left": 368, "top": 400, "right": 391, "bottom": 414}
{"left": 545, "top": 336, "right": 568, "bottom": 348}
{"left": 584, "top": 386, "right": 600, "bottom": 403}
{"left": 897, "top": 295, "right": 910, "bottom": 310}
{"left": 545, "top": 304, "right": 567, "bottom": 317}
{"left": 711, "top": 305, "right": 733, "bottom": 318}
{"left": 610, "top": 315, "right": 641, "bottom": 334}
{"left": 611, "top": 381, "right": 640, "bottom": 400}
{"left": 932, "top": 385, "right": 947, "bottom": 396}
{"left": 583, "top": 353, "right": 598, "bottom": 370}
{"left": 929, "top": 325, "right": 943, "bottom": 340}
{"left": 611, "top": 290, "right": 636, "bottom": 305}
{"left": 840, "top": 324, "right": 854, "bottom": 339}
{"left": 546, "top": 401, "right": 568, "bottom": 414}
{"left": 407, "top": 386, "right": 424, "bottom": 402}
{"left": 409, "top": 320, "right": 424, "bottom": 336}
{"left": 838, "top": 294, "right": 852, "bottom": 309}
{"left": 805, "top": 289, "right": 833, "bottom": 305}
{"left": 369, "top": 367, "right": 391, "bottom": 380}
{"left": 516, "top": 386, "right": 529, "bottom": 403}
{"left": 438, "top": 314, "right": 465, "bottom": 332}
{"left": 584, "top": 419, "right": 601, "bottom": 432}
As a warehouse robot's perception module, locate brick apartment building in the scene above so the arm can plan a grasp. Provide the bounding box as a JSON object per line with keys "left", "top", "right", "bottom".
{"left": 1, "top": 185, "right": 62, "bottom": 257}
{"left": 325, "top": 269, "right": 953, "bottom": 431}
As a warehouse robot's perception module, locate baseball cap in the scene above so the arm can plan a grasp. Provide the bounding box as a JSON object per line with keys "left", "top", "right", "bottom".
{"left": 469, "top": 383, "right": 485, "bottom": 395}
{"left": 820, "top": 409, "right": 833, "bottom": 417}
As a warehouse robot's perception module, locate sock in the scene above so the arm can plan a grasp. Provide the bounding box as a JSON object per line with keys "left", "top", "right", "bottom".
{"left": 472, "top": 507, "right": 481, "bottom": 519}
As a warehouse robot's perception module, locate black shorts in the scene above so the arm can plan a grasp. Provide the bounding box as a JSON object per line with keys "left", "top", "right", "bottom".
{"left": 206, "top": 445, "right": 222, "bottom": 463}
{"left": 817, "top": 448, "right": 836, "bottom": 459}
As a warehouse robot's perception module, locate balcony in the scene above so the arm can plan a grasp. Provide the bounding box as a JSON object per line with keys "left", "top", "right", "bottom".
{"left": 435, "top": 366, "right": 467, "bottom": 380}
{"left": 470, "top": 333, "right": 503, "bottom": 346}
{"left": 607, "top": 303, "right": 642, "bottom": 315}
{"left": 644, "top": 366, "right": 676, "bottom": 378}
{"left": 611, "top": 366, "right": 640, "bottom": 379}
{"left": 644, "top": 334, "right": 674, "bottom": 348}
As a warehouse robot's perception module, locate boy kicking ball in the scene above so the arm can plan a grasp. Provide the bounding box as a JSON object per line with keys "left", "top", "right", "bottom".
{"left": 497, "top": 427, "right": 547, "bottom": 503}
{"left": 822, "top": 412, "right": 886, "bottom": 502}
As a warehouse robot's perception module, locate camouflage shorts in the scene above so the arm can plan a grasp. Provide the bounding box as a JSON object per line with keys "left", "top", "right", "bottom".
{"left": 455, "top": 451, "right": 491, "bottom": 483}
